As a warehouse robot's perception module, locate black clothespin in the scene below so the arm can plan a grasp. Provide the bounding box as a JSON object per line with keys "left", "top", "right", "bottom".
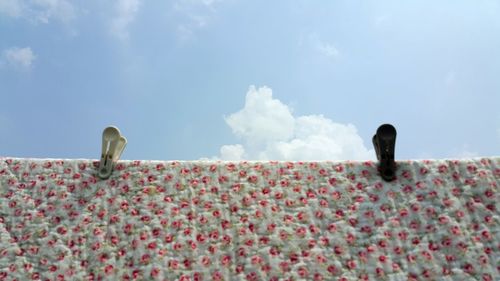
{"left": 372, "top": 124, "right": 397, "bottom": 181}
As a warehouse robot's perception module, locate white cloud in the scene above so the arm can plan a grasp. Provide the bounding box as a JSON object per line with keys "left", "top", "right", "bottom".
{"left": 453, "top": 144, "right": 479, "bottom": 159}
{"left": 31, "top": 0, "right": 75, "bottom": 24}
{"left": 316, "top": 41, "right": 340, "bottom": 59}
{"left": 0, "top": 0, "right": 76, "bottom": 24}
{"left": 173, "top": 0, "right": 223, "bottom": 41}
{"left": 220, "top": 144, "right": 245, "bottom": 160}
{"left": 215, "top": 86, "right": 374, "bottom": 161}
{"left": 304, "top": 33, "right": 341, "bottom": 60}
{"left": 224, "top": 86, "right": 295, "bottom": 145}
{"left": 3, "top": 47, "right": 36, "bottom": 70}
{"left": 0, "top": 0, "right": 23, "bottom": 17}
{"left": 110, "top": 0, "right": 141, "bottom": 40}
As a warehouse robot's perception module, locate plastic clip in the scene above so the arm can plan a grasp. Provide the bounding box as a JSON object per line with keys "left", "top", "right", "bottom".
{"left": 372, "top": 124, "right": 397, "bottom": 181}
{"left": 98, "top": 126, "right": 127, "bottom": 179}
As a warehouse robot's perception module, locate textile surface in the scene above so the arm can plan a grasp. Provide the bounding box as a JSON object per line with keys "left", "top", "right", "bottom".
{"left": 0, "top": 158, "right": 499, "bottom": 281}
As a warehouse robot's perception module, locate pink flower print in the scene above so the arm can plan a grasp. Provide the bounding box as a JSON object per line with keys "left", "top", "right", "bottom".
{"left": 484, "top": 189, "right": 494, "bottom": 198}
{"left": 484, "top": 247, "right": 493, "bottom": 255}
{"left": 481, "top": 230, "right": 492, "bottom": 240}
{"left": 147, "top": 242, "right": 156, "bottom": 250}
{"left": 196, "top": 233, "right": 206, "bottom": 243}
{"left": 237, "top": 247, "right": 247, "bottom": 257}
{"left": 334, "top": 164, "right": 344, "bottom": 173}
{"left": 327, "top": 265, "right": 337, "bottom": 275}
{"left": 209, "top": 230, "right": 219, "bottom": 240}
{"left": 393, "top": 246, "right": 403, "bottom": 255}
{"left": 98, "top": 253, "right": 109, "bottom": 263}
{"left": 289, "top": 252, "right": 299, "bottom": 263}
{"left": 91, "top": 242, "right": 101, "bottom": 251}
{"left": 420, "top": 250, "right": 432, "bottom": 261}
{"left": 48, "top": 265, "right": 58, "bottom": 272}
{"left": 277, "top": 261, "right": 290, "bottom": 273}
{"left": 193, "top": 272, "right": 202, "bottom": 281}
{"left": 314, "top": 211, "right": 325, "bottom": 220}
{"left": 346, "top": 259, "right": 357, "bottom": 269}
{"left": 222, "top": 234, "right": 232, "bottom": 245}
{"left": 183, "top": 259, "right": 193, "bottom": 269}
{"left": 295, "top": 226, "right": 307, "bottom": 237}
{"left": 244, "top": 239, "right": 254, "bottom": 247}
{"left": 169, "top": 259, "right": 179, "bottom": 269}
{"left": 478, "top": 255, "right": 489, "bottom": 265}
{"left": 183, "top": 227, "right": 192, "bottom": 236}
{"left": 208, "top": 245, "right": 217, "bottom": 254}
{"left": 346, "top": 233, "right": 356, "bottom": 244}
{"left": 358, "top": 251, "right": 368, "bottom": 263}
{"left": 104, "top": 265, "right": 114, "bottom": 275}
{"left": 445, "top": 255, "right": 456, "bottom": 262}
{"left": 212, "top": 270, "right": 222, "bottom": 281}
{"left": 482, "top": 274, "right": 493, "bottom": 281}
{"left": 463, "top": 263, "right": 474, "bottom": 274}
{"left": 269, "top": 246, "right": 280, "bottom": 256}
{"left": 245, "top": 271, "right": 258, "bottom": 281}
{"left": 173, "top": 242, "right": 183, "bottom": 251}
{"left": 171, "top": 219, "right": 183, "bottom": 229}
{"left": 334, "top": 245, "right": 343, "bottom": 255}
{"left": 220, "top": 255, "right": 231, "bottom": 266}
{"left": 328, "top": 177, "right": 337, "bottom": 186}
{"left": 200, "top": 256, "right": 210, "bottom": 267}
{"left": 298, "top": 266, "right": 309, "bottom": 278}
{"left": 316, "top": 254, "right": 327, "bottom": 264}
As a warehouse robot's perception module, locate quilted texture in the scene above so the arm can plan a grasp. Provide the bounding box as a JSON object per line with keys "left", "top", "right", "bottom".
{"left": 0, "top": 157, "right": 499, "bottom": 281}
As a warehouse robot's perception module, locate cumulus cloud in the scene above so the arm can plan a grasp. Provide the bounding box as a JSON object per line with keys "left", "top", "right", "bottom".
{"left": 215, "top": 86, "right": 374, "bottom": 161}
{"left": 0, "top": 0, "right": 76, "bottom": 24}
{"left": 224, "top": 86, "right": 295, "bottom": 144}
{"left": 219, "top": 144, "right": 245, "bottom": 161}
{"left": 2, "top": 47, "right": 36, "bottom": 70}
{"left": 110, "top": 0, "right": 141, "bottom": 40}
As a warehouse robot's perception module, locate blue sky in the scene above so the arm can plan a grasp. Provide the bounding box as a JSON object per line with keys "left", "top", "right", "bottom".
{"left": 1, "top": 0, "right": 499, "bottom": 161}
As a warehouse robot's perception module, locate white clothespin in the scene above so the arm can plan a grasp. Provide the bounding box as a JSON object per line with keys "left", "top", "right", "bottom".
{"left": 98, "top": 126, "right": 127, "bottom": 179}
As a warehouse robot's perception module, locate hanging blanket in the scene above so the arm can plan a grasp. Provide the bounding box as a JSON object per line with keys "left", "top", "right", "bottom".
{"left": 0, "top": 158, "right": 499, "bottom": 281}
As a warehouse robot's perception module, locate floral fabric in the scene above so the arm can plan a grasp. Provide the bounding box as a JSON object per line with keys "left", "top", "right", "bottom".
{"left": 0, "top": 157, "right": 499, "bottom": 281}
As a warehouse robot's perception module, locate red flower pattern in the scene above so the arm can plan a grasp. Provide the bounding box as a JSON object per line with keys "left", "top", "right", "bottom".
{"left": 0, "top": 158, "right": 498, "bottom": 280}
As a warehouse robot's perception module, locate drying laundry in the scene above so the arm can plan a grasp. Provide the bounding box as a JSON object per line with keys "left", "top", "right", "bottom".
{"left": 0, "top": 157, "right": 498, "bottom": 281}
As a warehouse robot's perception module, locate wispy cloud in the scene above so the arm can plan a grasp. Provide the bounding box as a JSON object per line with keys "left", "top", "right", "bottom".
{"left": 304, "top": 33, "right": 341, "bottom": 60}
{"left": 0, "top": 0, "right": 76, "bottom": 24}
{"left": 173, "top": 0, "right": 223, "bottom": 41}
{"left": 0, "top": 0, "right": 23, "bottom": 18}
{"left": 2, "top": 47, "right": 36, "bottom": 70}
{"left": 453, "top": 144, "right": 479, "bottom": 159}
{"left": 214, "top": 86, "right": 373, "bottom": 161}
{"left": 316, "top": 41, "right": 340, "bottom": 59}
{"left": 110, "top": 0, "right": 141, "bottom": 40}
